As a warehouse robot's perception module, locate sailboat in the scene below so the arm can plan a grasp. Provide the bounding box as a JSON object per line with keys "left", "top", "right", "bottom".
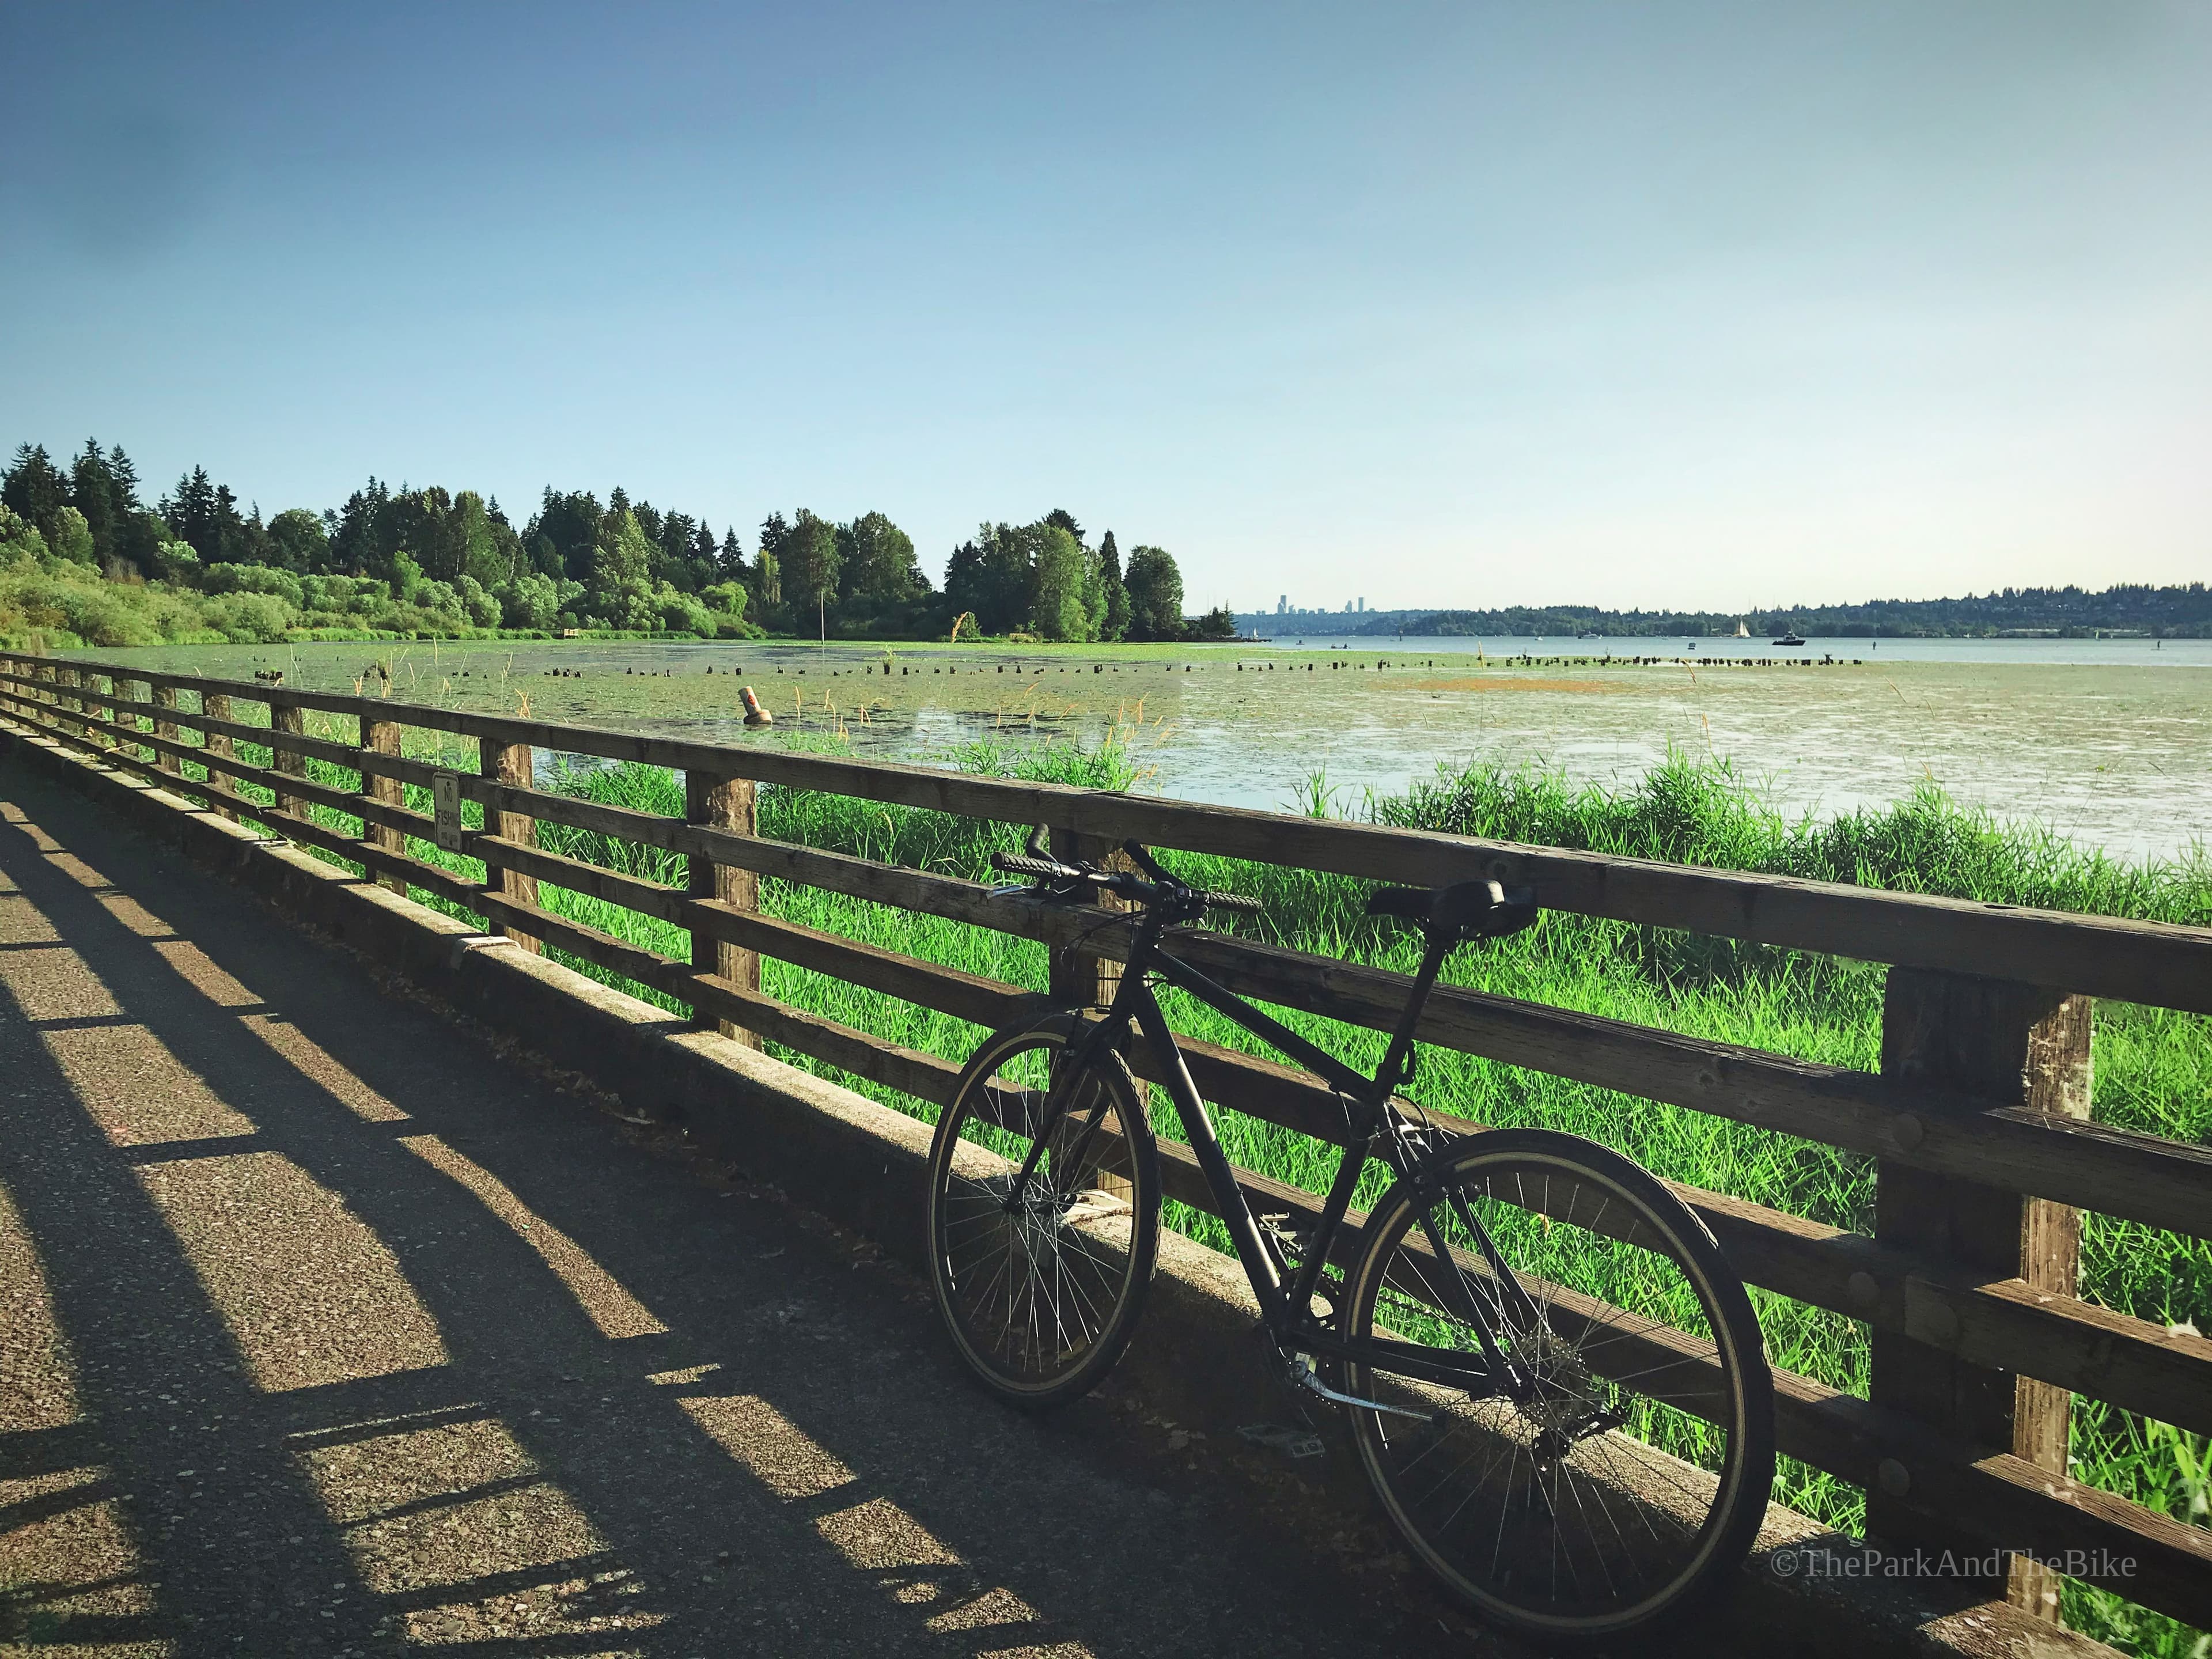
{"left": 1733, "top": 620, "right": 1751, "bottom": 638}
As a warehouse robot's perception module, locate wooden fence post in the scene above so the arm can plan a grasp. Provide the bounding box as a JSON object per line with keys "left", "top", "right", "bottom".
{"left": 271, "top": 703, "right": 306, "bottom": 820}
{"left": 1869, "top": 968, "right": 2094, "bottom": 1622}
{"left": 479, "top": 737, "right": 541, "bottom": 952}
{"left": 1049, "top": 825, "right": 1128, "bottom": 1010}
{"left": 202, "top": 691, "right": 238, "bottom": 820}
{"left": 79, "top": 674, "right": 107, "bottom": 749}
{"left": 360, "top": 714, "right": 406, "bottom": 892}
{"left": 153, "top": 684, "right": 182, "bottom": 775}
{"left": 685, "top": 769, "right": 762, "bottom": 1047}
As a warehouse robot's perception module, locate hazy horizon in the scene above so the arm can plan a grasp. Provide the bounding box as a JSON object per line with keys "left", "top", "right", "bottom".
{"left": 5, "top": 2, "right": 2206, "bottom": 612}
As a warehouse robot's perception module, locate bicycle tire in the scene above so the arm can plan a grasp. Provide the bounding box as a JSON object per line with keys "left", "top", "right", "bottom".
{"left": 1342, "top": 1127, "right": 1774, "bottom": 1642}
{"left": 926, "top": 1010, "right": 1161, "bottom": 1410}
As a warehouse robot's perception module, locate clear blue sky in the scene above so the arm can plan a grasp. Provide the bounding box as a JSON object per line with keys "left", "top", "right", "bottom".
{"left": 3, "top": 1, "right": 2206, "bottom": 612}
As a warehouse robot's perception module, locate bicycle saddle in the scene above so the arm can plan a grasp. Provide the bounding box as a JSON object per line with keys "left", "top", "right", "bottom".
{"left": 1365, "top": 878, "right": 1538, "bottom": 940}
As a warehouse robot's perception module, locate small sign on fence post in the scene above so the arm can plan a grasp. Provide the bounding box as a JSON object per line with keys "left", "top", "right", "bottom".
{"left": 433, "top": 773, "right": 464, "bottom": 854}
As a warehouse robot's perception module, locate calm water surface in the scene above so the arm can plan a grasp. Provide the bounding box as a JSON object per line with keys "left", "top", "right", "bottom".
{"left": 67, "top": 637, "right": 2212, "bottom": 863}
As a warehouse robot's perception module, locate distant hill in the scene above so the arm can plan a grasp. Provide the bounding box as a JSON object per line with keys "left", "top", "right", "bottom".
{"left": 1238, "top": 583, "right": 2212, "bottom": 639}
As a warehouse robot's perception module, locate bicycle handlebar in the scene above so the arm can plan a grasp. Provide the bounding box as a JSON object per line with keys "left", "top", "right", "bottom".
{"left": 988, "top": 839, "right": 1265, "bottom": 920}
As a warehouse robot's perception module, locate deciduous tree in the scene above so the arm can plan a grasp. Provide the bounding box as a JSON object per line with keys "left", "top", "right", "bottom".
{"left": 1124, "top": 545, "right": 1184, "bottom": 641}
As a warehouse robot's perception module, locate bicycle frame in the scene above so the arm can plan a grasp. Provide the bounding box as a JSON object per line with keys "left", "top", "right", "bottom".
{"left": 1038, "top": 899, "right": 1536, "bottom": 1396}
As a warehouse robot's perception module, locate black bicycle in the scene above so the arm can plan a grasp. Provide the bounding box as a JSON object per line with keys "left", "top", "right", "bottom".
{"left": 925, "top": 834, "right": 1775, "bottom": 1642}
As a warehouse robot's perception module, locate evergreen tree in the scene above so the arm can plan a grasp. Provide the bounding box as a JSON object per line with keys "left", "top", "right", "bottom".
{"left": 70, "top": 439, "right": 122, "bottom": 565}
{"left": 3, "top": 445, "right": 69, "bottom": 540}
{"left": 329, "top": 479, "right": 396, "bottom": 578}
{"left": 1099, "top": 529, "right": 1130, "bottom": 641}
{"left": 522, "top": 488, "right": 603, "bottom": 584}
{"left": 717, "top": 527, "right": 747, "bottom": 582}
{"left": 944, "top": 538, "right": 984, "bottom": 623}
{"left": 1044, "top": 507, "right": 1084, "bottom": 544}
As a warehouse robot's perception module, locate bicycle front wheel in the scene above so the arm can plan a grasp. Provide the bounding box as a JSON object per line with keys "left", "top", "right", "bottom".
{"left": 1343, "top": 1128, "right": 1774, "bottom": 1642}
{"left": 926, "top": 1012, "right": 1160, "bottom": 1410}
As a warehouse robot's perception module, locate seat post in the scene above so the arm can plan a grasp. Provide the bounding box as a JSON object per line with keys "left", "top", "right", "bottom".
{"left": 1374, "top": 928, "right": 1455, "bottom": 1097}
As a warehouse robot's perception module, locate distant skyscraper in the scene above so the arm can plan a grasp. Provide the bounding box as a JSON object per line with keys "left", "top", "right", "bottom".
{"left": 1277, "top": 594, "right": 1286, "bottom": 613}
{"left": 1358, "top": 597, "right": 1366, "bottom": 612}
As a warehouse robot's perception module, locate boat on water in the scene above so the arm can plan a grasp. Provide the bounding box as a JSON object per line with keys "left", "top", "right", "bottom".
{"left": 1772, "top": 630, "right": 1807, "bottom": 646}
{"left": 1733, "top": 620, "right": 1751, "bottom": 638}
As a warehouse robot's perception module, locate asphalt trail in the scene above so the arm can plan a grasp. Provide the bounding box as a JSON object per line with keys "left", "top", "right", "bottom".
{"left": 0, "top": 756, "right": 1499, "bottom": 1658}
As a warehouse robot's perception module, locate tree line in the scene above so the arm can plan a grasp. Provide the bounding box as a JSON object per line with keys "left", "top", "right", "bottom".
{"left": 1256, "top": 588, "right": 2212, "bottom": 640}
{"left": 1, "top": 438, "right": 1231, "bottom": 647}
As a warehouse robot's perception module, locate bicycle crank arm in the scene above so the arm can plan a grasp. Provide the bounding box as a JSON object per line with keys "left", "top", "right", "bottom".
{"left": 1290, "top": 1354, "right": 1433, "bottom": 1423}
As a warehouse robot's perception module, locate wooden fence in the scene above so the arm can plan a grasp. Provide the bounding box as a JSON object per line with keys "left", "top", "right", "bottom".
{"left": 3, "top": 654, "right": 2209, "bottom": 1632}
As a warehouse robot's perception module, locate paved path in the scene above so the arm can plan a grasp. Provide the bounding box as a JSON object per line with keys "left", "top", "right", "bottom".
{"left": 0, "top": 757, "right": 1502, "bottom": 1658}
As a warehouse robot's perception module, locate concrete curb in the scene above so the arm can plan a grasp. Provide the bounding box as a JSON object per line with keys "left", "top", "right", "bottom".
{"left": 0, "top": 723, "right": 2117, "bottom": 1659}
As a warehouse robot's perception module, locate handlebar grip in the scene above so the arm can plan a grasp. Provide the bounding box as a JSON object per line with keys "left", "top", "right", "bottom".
{"left": 993, "top": 851, "right": 1077, "bottom": 880}
{"left": 1203, "top": 890, "right": 1266, "bottom": 916}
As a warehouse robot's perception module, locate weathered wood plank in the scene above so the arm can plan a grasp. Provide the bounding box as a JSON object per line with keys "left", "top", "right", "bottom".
{"left": 479, "top": 738, "right": 541, "bottom": 955}
{"left": 272, "top": 707, "right": 308, "bottom": 818}
{"left": 472, "top": 834, "right": 685, "bottom": 923}
{"left": 1869, "top": 970, "right": 2094, "bottom": 1619}
{"left": 686, "top": 769, "right": 761, "bottom": 1047}
{"left": 360, "top": 715, "right": 406, "bottom": 895}
{"left": 198, "top": 692, "right": 240, "bottom": 821}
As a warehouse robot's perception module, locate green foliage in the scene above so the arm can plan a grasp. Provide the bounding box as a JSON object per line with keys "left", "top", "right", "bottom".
{"left": 838, "top": 510, "right": 923, "bottom": 605}
{"left": 1372, "top": 753, "right": 2211, "bottom": 929}
{"left": 265, "top": 507, "right": 329, "bottom": 571}
{"left": 49, "top": 505, "right": 96, "bottom": 566}
{"left": 1099, "top": 529, "right": 1131, "bottom": 641}
{"left": 3, "top": 444, "right": 70, "bottom": 539}
{"left": 495, "top": 571, "right": 563, "bottom": 631}
{"left": 1183, "top": 603, "right": 1237, "bottom": 639}
{"left": 1123, "top": 543, "right": 1184, "bottom": 639}
{"left": 5, "top": 431, "right": 1206, "bottom": 644}
{"left": 786, "top": 510, "right": 841, "bottom": 608}
{"left": 1031, "top": 524, "right": 1107, "bottom": 641}
{"left": 1, "top": 505, "right": 48, "bottom": 568}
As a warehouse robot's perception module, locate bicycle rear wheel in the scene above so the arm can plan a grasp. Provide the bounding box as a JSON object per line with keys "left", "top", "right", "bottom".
{"left": 926, "top": 1012, "right": 1160, "bottom": 1410}
{"left": 1343, "top": 1128, "right": 1773, "bottom": 1642}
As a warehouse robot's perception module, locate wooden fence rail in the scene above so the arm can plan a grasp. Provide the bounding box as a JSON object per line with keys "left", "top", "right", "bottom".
{"left": 3, "top": 655, "right": 2208, "bottom": 1633}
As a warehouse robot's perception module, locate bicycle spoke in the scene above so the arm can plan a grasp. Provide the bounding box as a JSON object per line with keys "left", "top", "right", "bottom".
{"left": 1346, "top": 1141, "right": 1770, "bottom": 1636}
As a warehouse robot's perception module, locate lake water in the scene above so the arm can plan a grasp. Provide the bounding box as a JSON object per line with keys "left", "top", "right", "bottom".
{"left": 59, "top": 637, "right": 2212, "bottom": 865}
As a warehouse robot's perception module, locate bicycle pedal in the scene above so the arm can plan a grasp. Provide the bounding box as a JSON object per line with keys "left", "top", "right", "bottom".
{"left": 1237, "top": 1423, "right": 1327, "bottom": 1460}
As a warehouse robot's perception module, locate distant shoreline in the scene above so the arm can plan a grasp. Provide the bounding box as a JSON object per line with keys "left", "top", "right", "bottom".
{"left": 1242, "top": 584, "right": 2210, "bottom": 641}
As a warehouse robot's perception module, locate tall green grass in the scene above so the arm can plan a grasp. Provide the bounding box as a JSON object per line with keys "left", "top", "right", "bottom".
{"left": 151, "top": 710, "right": 2207, "bottom": 1655}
